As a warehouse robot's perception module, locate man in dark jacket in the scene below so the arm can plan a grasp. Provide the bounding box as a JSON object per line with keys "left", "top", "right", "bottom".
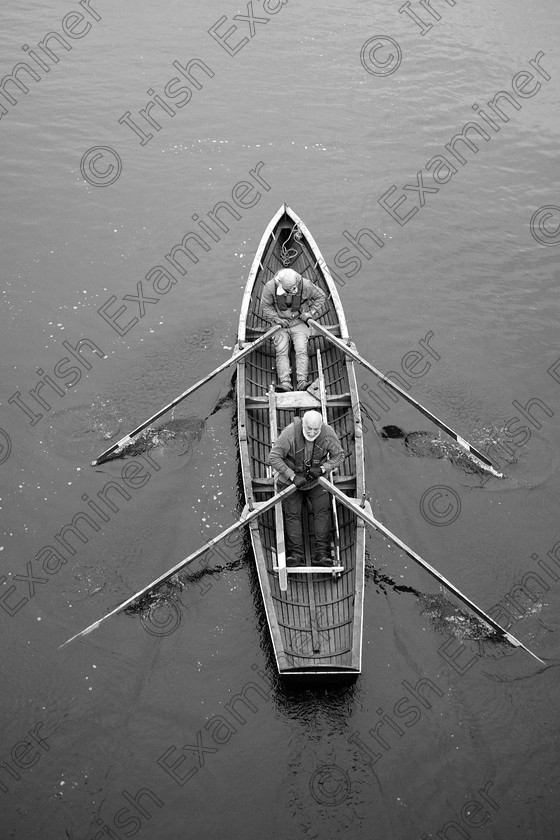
{"left": 268, "top": 410, "right": 345, "bottom": 566}
{"left": 261, "top": 268, "right": 326, "bottom": 391}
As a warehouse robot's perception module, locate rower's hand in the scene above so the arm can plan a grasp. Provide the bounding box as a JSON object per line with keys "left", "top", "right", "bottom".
{"left": 306, "top": 466, "right": 323, "bottom": 480}
{"left": 274, "top": 317, "right": 290, "bottom": 327}
{"left": 300, "top": 313, "right": 311, "bottom": 323}
{"left": 292, "top": 473, "right": 307, "bottom": 488}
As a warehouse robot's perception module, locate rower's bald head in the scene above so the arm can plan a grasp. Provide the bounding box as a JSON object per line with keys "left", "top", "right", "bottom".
{"left": 303, "top": 410, "right": 322, "bottom": 425}
{"left": 302, "top": 410, "right": 323, "bottom": 441}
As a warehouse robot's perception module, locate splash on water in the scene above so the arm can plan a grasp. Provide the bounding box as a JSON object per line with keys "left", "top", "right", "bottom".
{"left": 419, "top": 592, "right": 503, "bottom": 644}
{"left": 124, "top": 552, "right": 245, "bottom": 622}
{"left": 379, "top": 425, "right": 502, "bottom": 479}
{"left": 44, "top": 401, "right": 123, "bottom": 459}
{"left": 118, "top": 416, "right": 205, "bottom": 459}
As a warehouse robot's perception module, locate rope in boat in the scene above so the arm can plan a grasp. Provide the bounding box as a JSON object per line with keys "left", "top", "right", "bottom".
{"left": 280, "top": 222, "right": 302, "bottom": 266}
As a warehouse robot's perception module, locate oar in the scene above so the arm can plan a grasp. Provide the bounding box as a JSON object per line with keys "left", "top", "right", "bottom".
{"left": 318, "top": 477, "right": 546, "bottom": 665}
{"left": 59, "top": 483, "right": 296, "bottom": 648}
{"left": 92, "top": 325, "right": 281, "bottom": 466}
{"left": 308, "top": 319, "right": 501, "bottom": 475}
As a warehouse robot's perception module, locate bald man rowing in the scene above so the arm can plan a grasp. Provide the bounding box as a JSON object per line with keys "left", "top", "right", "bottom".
{"left": 268, "top": 410, "right": 345, "bottom": 566}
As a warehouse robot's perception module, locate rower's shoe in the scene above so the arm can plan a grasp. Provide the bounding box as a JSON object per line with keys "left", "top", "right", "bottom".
{"left": 312, "top": 552, "right": 334, "bottom": 567}
{"left": 297, "top": 380, "right": 311, "bottom": 391}
{"left": 277, "top": 380, "right": 293, "bottom": 392}
{"left": 286, "top": 554, "right": 304, "bottom": 567}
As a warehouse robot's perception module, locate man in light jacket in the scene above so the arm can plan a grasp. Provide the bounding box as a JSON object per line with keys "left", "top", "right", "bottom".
{"left": 261, "top": 268, "right": 326, "bottom": 391}
{"left": 269, "top": 410, "right": 345, "bottom": 566}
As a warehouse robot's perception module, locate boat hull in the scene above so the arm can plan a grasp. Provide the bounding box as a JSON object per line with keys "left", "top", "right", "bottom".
{"left": 237, "top": 205, "right": 366, "bottom": 677}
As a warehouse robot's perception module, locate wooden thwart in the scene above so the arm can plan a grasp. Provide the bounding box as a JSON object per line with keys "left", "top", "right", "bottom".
{"left": 273, "top": 390, "right": 321, "bottom": 409}
{"left": 272, "top": 565, "right": 344, "bottom": 575}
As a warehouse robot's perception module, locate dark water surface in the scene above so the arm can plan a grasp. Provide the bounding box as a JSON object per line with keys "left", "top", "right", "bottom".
{"left": 2, "top": 1, "right": 560, "bottom": 838}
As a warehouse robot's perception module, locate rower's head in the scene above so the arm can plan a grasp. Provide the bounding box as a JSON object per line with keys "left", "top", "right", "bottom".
{"left": 302, "top": 410, "right": 323, "bottom": 441}
{"left": 275, "top": 268, "right": 300, "bottom": 293}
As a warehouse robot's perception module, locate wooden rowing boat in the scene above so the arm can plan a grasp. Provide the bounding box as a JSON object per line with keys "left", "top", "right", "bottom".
{"left": 236, "top": 205, "right": 367, "bottom": 678}
{"left": 80, "top": 209, "right": 543, "bottom": 668}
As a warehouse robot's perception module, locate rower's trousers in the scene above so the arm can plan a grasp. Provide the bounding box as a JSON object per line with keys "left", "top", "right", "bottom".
{"left": 272, "top": 322, "right": 310, "bottom": 384}
{"left": 283, "top": 483, "right": 331, "bottom": 557}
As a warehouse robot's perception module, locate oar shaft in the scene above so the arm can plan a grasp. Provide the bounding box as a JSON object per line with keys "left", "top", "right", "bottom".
{"left": 321, "top": 477, "right": 495, "bottom": 627}
{"left": 318, "top": 478, "right": 545, "bottom": 664}
{"left": 93, "top": 325, "right": 280, "bottom": 465}
{"left": 60, "top": 484, "right": 296, "bottom": 648}
{"left": 309, "top": 320, "right": 496, "bottom": 472}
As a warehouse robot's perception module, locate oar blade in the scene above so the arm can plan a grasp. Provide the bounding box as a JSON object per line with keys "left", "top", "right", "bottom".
{"left": 92, "top": 436, "right": 132, "bottom": 467}
{"left": 58, "top": 620, "right": 101, "bottom": 649}
{"left": 502, "top": 631, "right": 547, "bottom": 666}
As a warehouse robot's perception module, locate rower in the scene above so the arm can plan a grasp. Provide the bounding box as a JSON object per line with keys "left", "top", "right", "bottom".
{"left": 260, "top": 269, "right": 327, "bottom": 392}
{"left": 268, "top": 410, "right": 345, "bottom": 567}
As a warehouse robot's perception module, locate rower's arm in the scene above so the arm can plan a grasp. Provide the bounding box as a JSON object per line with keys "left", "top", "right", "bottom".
{"left": 260, "top": 282, "right": 278, "bottom": 323}
{"left": 321, "top": 431, "right": 345, "bottom": 474}
{"left": 302, "top": 279, "right": 327, "bottom": 319}
{"left": 268, "top": 427, "right": 295, "bottom": 482}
